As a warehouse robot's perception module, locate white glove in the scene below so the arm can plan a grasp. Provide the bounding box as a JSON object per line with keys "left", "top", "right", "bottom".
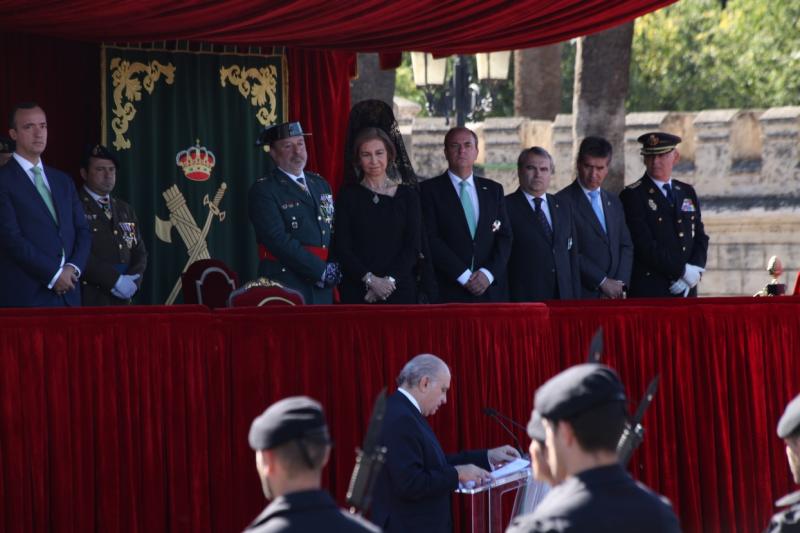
{"left": 112, "top": 274, "right": 141, "bottom": 299}
{"left": 682, "top": 264, "right": 705, "bottom": 288}
{"left": 669, "top": 278, "right": 690, "bottom": 296}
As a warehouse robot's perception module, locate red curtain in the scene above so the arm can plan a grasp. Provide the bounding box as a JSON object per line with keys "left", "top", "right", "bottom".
{"left": 1, "top": 298, "right": 799, "bottom": 533}
{"left": 0, "top": 1, "right": 676, "bottom": 54}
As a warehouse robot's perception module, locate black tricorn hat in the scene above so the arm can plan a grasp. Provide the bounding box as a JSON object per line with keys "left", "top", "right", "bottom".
{"left": 82, "top": 143, "right": 119, "bottom": 168}
{"left": 256, "top": 121, "right": 311, "bottom": 147}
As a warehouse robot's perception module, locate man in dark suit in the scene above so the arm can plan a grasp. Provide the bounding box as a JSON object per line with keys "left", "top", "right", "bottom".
{"left": 619, "top": 132, "right": 709, "bottom": 297}
{"left": 246, "top": 396, "right": 381, "bottom": 532}
{"left": 248, "top": 122, "right": 340, "bottom": 304}
{"left": 556, "top": 137, "right": 632, "bottom": 299}
{"left": 371, "top": 354, "right": 520, "bottom": 533}
{"left": 0, "top": 102, "right": 90, "bottom": 307}
{"left": 507, "top": 364, "right": 681, "bottom": 532}
{"left": 420, "top": 127, "right": 512, "bottom": 302}
{"left": 506, "top": 147, "right": 580, "bottom": 302}
{"left": 78, "top": 144, "right": 147, "bottom": 305}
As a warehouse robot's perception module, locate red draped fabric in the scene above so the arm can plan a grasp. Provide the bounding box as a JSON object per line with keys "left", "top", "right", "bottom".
{"left": 0, "top": 1, "right": 676, "bottom": 54}
{"left": 1, "top": 298, "right": 799, "bottom": 533}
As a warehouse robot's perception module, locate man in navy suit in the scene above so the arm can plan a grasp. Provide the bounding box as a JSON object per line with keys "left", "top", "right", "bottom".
{"left": 371, "top": 354, "right": 520, "bottom": 533}
{"left": 506, "top": 147, "right": 580, "bottom": 301}
{"left": 556, "top": 137, "right": 632, "bottom": 299}
{"left": 420, "top": 127, "right": 512, "bottom": 302}
{"left": 0, "top": 102, "right": 90, "bottom": 307}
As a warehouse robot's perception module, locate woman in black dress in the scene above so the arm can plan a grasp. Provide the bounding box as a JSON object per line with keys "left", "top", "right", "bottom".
{"left": 334, "top": 127, "right": 422, "bottom": 304}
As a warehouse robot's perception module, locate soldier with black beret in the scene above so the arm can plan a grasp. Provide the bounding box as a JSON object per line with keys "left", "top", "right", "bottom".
{"left": 507, "top": 364, "right": 681, "bottom": 532}
{"left": 765, "top": 393, "right": 800, "bottom": 532}
{"left": 79, "top": 144, "right": 147, "bottom": 305}
{"left": 620, "top": 132, "right": 709, "bottom": 297}
{"left": 0, "top": 135, "right": 14, "bottom": 167}
{"left": 248, "top": 122, "right": 340, "bottom": 304}
{"left": 245, "top": 396, "right": 381, "bottom": 532}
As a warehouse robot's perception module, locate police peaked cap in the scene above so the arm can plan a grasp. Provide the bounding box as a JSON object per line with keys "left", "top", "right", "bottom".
{"left": 638, "top": 131, "right": 682, "bottom": 156}
{"left": 256, "top": 121, "right": 311, "bottom": 147}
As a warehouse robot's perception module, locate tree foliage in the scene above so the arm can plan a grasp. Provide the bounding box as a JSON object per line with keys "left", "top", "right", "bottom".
{"left": 628, "top": 0, "right": 800, "bottom": 111}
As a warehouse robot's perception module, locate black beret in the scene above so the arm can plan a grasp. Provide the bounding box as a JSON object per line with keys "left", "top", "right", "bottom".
{"left": 638, "top": 131, "right": 682, "bottom": 156}
{"left": 248, "top": 396, "right": 331, "bottom": 451}
{"left": 256, "top": 121, "right": 311, "bottom": 147}
{"left": 535, "top": 363, "right": 626, "bottom": 421}
{"left": 777, "top": 393, "right": 800, "bottom": 439}
{"left": 527, "top": 410, "right": 546, "bottom": 442}
{"left": 83, "top": 143, "right": 119, "bottom": 168}
{"left": 0, "top": 136, "right": 15, "bottom": 153}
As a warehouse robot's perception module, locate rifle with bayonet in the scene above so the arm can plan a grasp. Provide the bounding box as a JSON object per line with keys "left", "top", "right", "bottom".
{"left": 617, "top": 375, "right": 660, "bottom": 467}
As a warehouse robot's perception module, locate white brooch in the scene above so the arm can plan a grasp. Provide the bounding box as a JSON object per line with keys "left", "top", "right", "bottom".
{"left": 492, "top": 219, "right": 502, "bottom": 232}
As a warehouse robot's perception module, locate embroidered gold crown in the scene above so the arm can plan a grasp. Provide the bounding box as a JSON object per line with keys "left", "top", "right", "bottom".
{"left": 176, "top": 140, "right": 216, "bottom": 182}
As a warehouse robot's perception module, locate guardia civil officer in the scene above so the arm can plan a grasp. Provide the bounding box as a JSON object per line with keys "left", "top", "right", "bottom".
{"left": 248, "top": 122, "right": 340, "bottom": 304}
{"left": 245, "top": 396, "right": 381, "bottom": 532}
{"left": 619, "top": 132, "right": 709, "bottom": 297}
{"left": 78, "top": 144, "right": 147, "bottom": 305}
{"left": 506, "top": 364, "right": 681, "bottom": 532}
{"left": 765, "top": 393, "right": 800, "bottom": 532}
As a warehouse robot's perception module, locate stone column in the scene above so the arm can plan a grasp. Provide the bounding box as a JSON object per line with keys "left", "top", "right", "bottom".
{"left": 759, "top": 106, "right": 800, "bottom": 195}
{"left": 551, "top": 113, "right": 574, "bottom": 191}
{"left": 410, "top": 117, "right": 450, "bottom": 180}
{"left": 692, "top": 109, "right": 738, "bottom": 195}
{"left": 482, "top": 117, "right": 526, "bottom": 193}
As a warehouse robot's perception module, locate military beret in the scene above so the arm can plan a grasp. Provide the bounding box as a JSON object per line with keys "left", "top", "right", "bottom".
{"left": 82, "top": 143, "right": 119, "bottom": 168}
{"left": 638, "top": 131, "right": 682, "bottom": 156}
{"left": 535, "top": 363, "right": 626, "bottom": 421}
{"left": 256, "top": 121, "right": 311, "bottom": 147}
{"left": 777, "top": 393, "right": 800, "bottom": 439}
{"left": 0, "top": 136, "right": 15, "bottom": 153}
{"left": 248, "top": 396, "right": 331, "bottom": 451}
{"left": 527, "top": 410, "right": 546, "bottom": 442}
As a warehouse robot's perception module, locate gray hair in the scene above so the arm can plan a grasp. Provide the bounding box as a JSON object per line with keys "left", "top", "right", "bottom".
{"left": 396, "top": 353, "right": 449, "bottom": 388}
{"left": 517, "top": 146, "right": 555, "bottom": 173}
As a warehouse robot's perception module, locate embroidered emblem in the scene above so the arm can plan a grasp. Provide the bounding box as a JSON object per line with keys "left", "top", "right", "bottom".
{"left": 648, "top": 199, "right": 658, "bottom": 211}
{"left": 648, "top": 134, "right": 660, "bottom": 146}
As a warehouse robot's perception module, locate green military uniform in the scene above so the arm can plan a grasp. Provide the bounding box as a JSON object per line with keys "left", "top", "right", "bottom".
{"left": 248, "top": 167, "right": 334, "bottom": 304}
{"left": 79, "top": 188, "right": 147, "bottom": 305}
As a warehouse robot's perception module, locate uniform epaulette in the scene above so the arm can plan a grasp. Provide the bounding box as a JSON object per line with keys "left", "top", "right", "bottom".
{"left": 626, "top": 180, "right": 642, "bottom": 189}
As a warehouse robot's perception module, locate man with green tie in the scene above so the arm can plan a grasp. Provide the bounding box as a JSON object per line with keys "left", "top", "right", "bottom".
{"left": 0, "top": 102, "right": 90, "bottom": 307}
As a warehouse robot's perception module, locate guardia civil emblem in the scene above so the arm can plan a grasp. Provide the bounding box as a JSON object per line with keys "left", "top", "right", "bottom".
{"left": 155, "top": 140, "right": 228, "bottom": 304}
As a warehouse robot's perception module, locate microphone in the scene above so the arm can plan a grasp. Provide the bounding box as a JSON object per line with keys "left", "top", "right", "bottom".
{"left": 482, "top": 407, "right": 525, "bottom": 457}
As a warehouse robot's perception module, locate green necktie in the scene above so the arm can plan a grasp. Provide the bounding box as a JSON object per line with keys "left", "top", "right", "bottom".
{"left": 32, "top": 166, "right": 58, "bottom": 223}
{"left": 459, "top": 180, "right": 477, "bottom": 238}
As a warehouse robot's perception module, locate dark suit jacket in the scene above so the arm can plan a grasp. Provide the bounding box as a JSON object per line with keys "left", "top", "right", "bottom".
{"left": 371, "top": 391, "right": 489, "bottom": 533}
{"left": 556, "top": 181, "right": 633, "bottom": 298}
{"left": 619, "top": 174, "right": 709, "bottom": 298}
{"left": 419, "top": 173, "right": 512, "bottom": 302}
{"left": 245, "top": 489, "right": 381, "bottom": 532}
{"left": 248, "top": 167, "right": 334, "bottom": 304}
{"left": 0, "top": 158, "right": 90, "bottom": 307}
{"left": 505, "top": 190, "right": 580, "bottom": 302}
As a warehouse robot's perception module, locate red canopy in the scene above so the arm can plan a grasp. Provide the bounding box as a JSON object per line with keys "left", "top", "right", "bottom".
{"left": 0, "top": 0, "right": 675, "bottom": 53}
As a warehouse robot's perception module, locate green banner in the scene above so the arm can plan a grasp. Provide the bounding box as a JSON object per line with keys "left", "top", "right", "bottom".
{"left": 101, "top": 45, "right": 287, "bottom": 304}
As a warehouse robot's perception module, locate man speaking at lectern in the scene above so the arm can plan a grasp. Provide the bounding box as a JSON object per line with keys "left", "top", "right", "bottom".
{"left": 371, "top": 353, "right": 519, "bottom": 533}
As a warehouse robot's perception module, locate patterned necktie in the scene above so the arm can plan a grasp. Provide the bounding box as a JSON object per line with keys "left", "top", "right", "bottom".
{"left": 32, "top": 166, "right": 57, "bottom": 222}
{"left": 589, "top": 190, "right": 607, "bottom": 233}
{"left": 533, "top": 197, "right": 553, "bottom": 242}
{"left": 296, "top": 176, "right": 310, "bottom": 195}
{"left": 98, "top": 196, "right": 112, "bottom": 220}
{"left": 459, "top": 180, "right": 477, "bottom": 238}
{"left": 663, "top": 183, "right": 675, "bottom": 206}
